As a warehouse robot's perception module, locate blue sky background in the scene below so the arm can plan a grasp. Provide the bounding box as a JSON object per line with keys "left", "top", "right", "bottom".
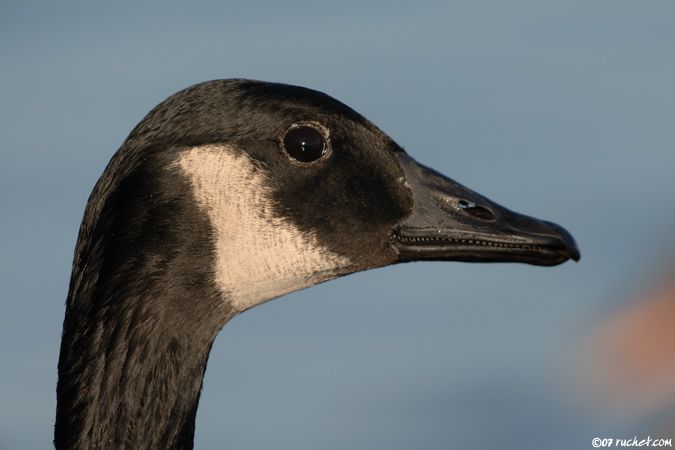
{"left": 2, "top": 1, "right": 675, "bottom": 449}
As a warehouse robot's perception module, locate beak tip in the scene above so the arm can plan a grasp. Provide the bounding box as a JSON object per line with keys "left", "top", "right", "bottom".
{"left": 556, "top": 226, "right": 581, "bottom": 263}
{"left": 559, "top": 247, "right": 580, "bottom": 264}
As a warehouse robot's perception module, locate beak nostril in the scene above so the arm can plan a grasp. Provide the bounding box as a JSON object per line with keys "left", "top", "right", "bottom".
{"left": 458, "top": 200, "right": 496, "bottom": 221}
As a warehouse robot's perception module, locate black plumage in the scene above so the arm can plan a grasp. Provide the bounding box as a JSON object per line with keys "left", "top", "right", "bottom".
{"left": 56, "top": 79, "right": 578, "bottom": 450}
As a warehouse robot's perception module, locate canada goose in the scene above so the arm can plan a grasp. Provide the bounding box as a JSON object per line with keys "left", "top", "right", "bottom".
{"left": 55, "top": 79, "right": 579, "bottom": 450}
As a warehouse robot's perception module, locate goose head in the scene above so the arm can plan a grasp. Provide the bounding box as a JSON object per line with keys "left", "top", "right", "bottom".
{"left": 56, "top": 79, "right": 579, "bottom": 450}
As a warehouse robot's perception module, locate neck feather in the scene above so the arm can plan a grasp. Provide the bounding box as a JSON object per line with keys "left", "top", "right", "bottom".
{"left": 55, "top": 147, "right": 230, "bottom": 450}
{"left": 55, "top": 299, "right": 222, "bottom": 450}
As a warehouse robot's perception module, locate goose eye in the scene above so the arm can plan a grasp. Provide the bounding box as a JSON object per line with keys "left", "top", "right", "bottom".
{"left": 282, "top": 126, "right": 327, "bottom": 163}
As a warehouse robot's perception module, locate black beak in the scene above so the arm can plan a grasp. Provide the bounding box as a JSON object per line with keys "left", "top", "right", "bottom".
{"left": 392, "top": 154, "right": 580, "bottom": 266}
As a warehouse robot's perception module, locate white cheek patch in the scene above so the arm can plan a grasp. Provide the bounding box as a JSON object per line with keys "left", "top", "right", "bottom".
{"left": 176, "top": 144, "right": 351, "bottom": 313}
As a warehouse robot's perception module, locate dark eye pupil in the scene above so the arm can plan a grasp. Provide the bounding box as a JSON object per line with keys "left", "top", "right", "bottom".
{"left": 283, "top": 126, "right": 326, "bottom": 163}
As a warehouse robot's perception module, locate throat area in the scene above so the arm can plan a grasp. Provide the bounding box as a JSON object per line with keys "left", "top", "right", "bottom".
{"left": 177, "top": 144, "right": 351, "bottom": 313}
